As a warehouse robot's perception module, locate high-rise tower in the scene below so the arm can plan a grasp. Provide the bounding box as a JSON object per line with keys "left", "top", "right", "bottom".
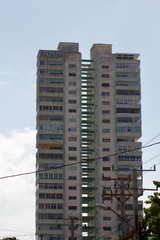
{"left": 36, "top": 42, "right": 142, "bottom": 240}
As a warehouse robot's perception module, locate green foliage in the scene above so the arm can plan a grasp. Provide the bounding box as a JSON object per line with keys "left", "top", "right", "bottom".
{"left": 0, "top": 238, "right": 18, "bottom": 240}
{"left": 139, "top": 182, "right": 160, "bottom": 240}
{"left": 153, "top": 181, "right": 160, "bottom": 188}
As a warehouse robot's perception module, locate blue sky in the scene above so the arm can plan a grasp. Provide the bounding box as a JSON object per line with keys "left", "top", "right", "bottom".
{"left": 0, "top": 0, "right": 160, "bottom": 239}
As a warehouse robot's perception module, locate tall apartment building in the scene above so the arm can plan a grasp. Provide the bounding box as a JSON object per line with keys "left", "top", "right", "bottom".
{"left": 36, "top": 42, "right": 142, "bottom": 240}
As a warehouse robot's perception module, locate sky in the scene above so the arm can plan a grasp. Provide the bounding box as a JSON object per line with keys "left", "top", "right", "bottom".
{"left": 0, "top": 0, "right": 160, "bottom": 239}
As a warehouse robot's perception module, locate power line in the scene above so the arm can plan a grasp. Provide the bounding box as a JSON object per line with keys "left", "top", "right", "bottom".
{"left": 143, "top": 133, "right": 160, "bottom": 146}
{"left": 0, "top": 141, "right": 159, "bottom": 180}
{"left": 95, "top": 143, "right": 160, "bottom": 188}
{"left": 0, "top": 228, "right": 33, "bottom": 234}
{"left": 143, "top": 153, "right": 160, "bottom": 166}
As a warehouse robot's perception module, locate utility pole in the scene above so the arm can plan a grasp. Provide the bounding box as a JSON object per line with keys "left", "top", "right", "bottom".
{"left": 102, "top": 165, "right": 157, "bottom": 240}
{"left": 120, "top": 179, "right": 125, "bottom": 239}
{"left": 102, "top": 176, "right": 133, "bottom": 239}
{"left": 132, "top": 168, "right": 139, "bottom": 240}
{"left": 131, "top": 167, "right": 158, "bottom": 240}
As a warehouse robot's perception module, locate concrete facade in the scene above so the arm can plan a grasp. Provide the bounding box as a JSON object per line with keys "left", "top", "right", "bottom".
{"left": 36, "top": 42, "right": 142, "bottom": 240}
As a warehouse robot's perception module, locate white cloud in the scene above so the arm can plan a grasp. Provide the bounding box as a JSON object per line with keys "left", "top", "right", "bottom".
{"left": 0, "top": 128, "right": 36, "bottom": 240}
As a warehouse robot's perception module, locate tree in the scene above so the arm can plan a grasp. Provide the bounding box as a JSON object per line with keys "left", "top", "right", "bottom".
{"left": 139, "top": 182, "right": 160, "bottom": 240}
{"left": 0, "top": 238, "right": 19, "bottom": 240}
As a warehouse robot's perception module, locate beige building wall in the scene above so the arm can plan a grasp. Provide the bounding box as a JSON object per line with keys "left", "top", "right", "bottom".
{"left": 36, "top": 42, "right": 142, "bottom": 240}
{"left": 36, "top": 43, "right": 82, "bottom": 240}
{"left": 91, "top": 44, "right": 142, "bottom": 239}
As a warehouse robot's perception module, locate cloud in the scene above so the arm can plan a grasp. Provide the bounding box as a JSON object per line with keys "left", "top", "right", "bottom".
{"left": 0, "top": 128, "right": 36, "bottom": 239}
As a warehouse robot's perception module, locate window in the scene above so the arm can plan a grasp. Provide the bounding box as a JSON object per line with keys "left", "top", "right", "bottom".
{"left": 38, "top": 77, "right": 63, "bottom": 84}
{"left": 102, "top": 129, "right": 110, "bottom": 133}
{"left": 38, "top": 223, "right": 63, "bottom": 231}
{"left": 68, "top": 136, "right": 77, "bottom": 141}
{"left": 69, "top": 186, "right": 77, "bottom": 190}
{"left": 117, "top": 63, "right": 130, "bottom": 68}
{"left": 120, "top": 204, "right": 133, "bottom": 210}
{"left": 117, "top": 117, "right": 141, "bottom": 123}
{"left": 39, "top": 69, "right": 63, "bottom": 76}
{"left": 39, "top": 96, "right": 63, "bottom": 102}
{"left": 39, "top": 125, "right": 63, "bottom": 131}
{"left": 101, "top": 83, "right": 110, "bottom": 87}
{"left": 39, "top": 134, "right": 63, "bottom": 140}
{"left": 117, "top": 89, "right": 140, "bottom": 95}
{"left": 102, "top": 65, "right": 109, "bottom": 69}
{"left": 39, "top": 59, "right": 63, "bottom": 67}
{"left": 69, "top": 206, "right": 77, "bottom": 210}
{"left": 102, "top": 110, "right": 110, "bottom": 114}
{"left": 39, "top": 115, "right": 63, "bottom": 121}
{"left": 116, "top": 81, "right": 139, "bottom": 87}
{"left": 103, "top": 196, "right": 111, "bottom": 201}
{"left": 69, "top": 109, "right": 76, "bottom": 113}
{"left": 69, "top": 64, "right": 76, "bottom": 68}
{"left": 39, "top": 105, "right": 63, "bottom": 111}
{"left": 38, "top": 213, "right": 63, "bottom": 220}
{"left": 116, "top": 108, "right": 140, "bottom": 114}
{"left": 38, "top": 203, "right": 63, "bottom": 210}
{"left": 68, "top": 147, "right": 77, "bottom": 151}
{"left": 39, "top": 193, "right": 45, "bottom": 199}
{"left": 102, "top": 74, "right": 109, "bottom": 78}
{"left": 39, "top": 50, "right": 64, "bottom": 58}
{"left": 103, "top": 148, "right": 110, "bottom": 152}
{"left": 69, "top": 73, "right": 76, "bottom": 77}
{"left": 68, "top": 128, "right": 76, "bottom": 132}
{"left": 57, "top": 204, "right": 63, "bottom": 209}
{"left": 39, "top": 172, "right": 63, "bottom": 180}
{"left": 69, "top": 81, "right": 76, "bottom": 86}
{"left": 69, "top": 196, "right": 77, "bottom": 200}
{"left": 68, "top": 118, "right": 76, "bottom": 122}
{"left": 49, "top": 236, "right": 64, "bottom": 240}
{"left": 117, "top": 127, "right": 141, "bottom": 133}
{"left": 103, "top": 216, "right": 111, "bottom": 221}
{"left": 68, "top": 90, "right": 77, "bottom": 95}
{"left": 39, "top": 193, "right": 63, "bottom": 199}
{"left": 102, "top": 101, "right": 110, "bottom": 105}
{"left": 39, "top": 87, "right": 63, "bottom": 93}
{"left": 118, "top": 167, "right": 131, "bottom": 172}
{"left": 103, "top": 157, "right": 110, "bottom": 161}
{"left": 118, "top": 144, "right": 139, "bottom": 152}
{"left": 118, "top": 155, "right": 141, "bottom": 161}
{"left": 102, "top": 119, "right": 110, "bottom": 123}
{"left": 116, "top": 72, "right": 139, "bottom": 78}
{"left": 52, "top": 106, "right": 62, "bottom": 111}
{"left": 117, "top": 98, "right": 140, "bottom": 105}
{"left": 39, "top": 153, "right": 63, "bottom": 159}
{"left": 69, "top": 156, "right": 77, "bottom": 161}
{"left": 68, "top": 176, "right": 77, "bottom": 180}
{"left": 68, "top": 100, "right": 77, "bottom": 104}
{"left": 102, "top": 138, "right": 110, "bottom": 142}
{"left": 103, "top": 167, "right": 111, "bottom": 171}
{"left": 116, "top": 73, "right": 128, "bottom": 78}
{"left": 103, "top": 227, "right": 111, "bottom": 231}
{"left": 102, "top": 92, "right": 110, "bottom": 96}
